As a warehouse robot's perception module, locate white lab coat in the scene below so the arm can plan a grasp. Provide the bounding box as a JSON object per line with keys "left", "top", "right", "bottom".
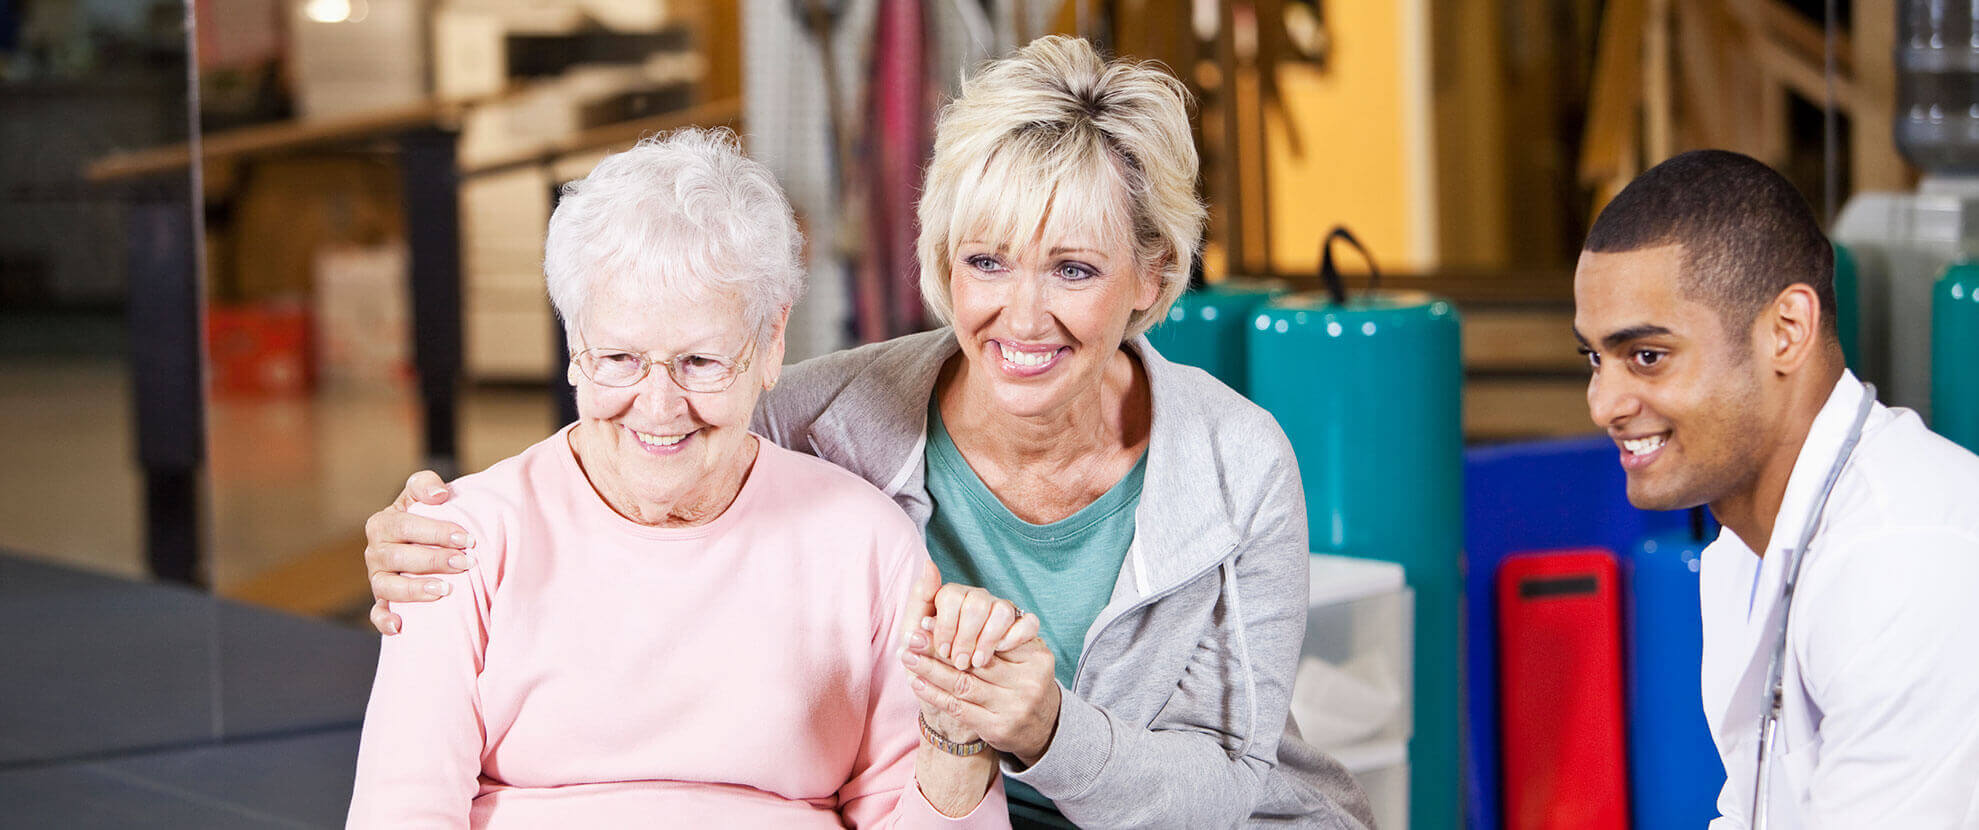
{"left": 1700, "top": 372, "right": 1979, "bottom": 829}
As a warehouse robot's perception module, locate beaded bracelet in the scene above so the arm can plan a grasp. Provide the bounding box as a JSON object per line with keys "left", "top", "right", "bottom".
{"left": 919, "top": 712, "right": 988, "bottom": 756}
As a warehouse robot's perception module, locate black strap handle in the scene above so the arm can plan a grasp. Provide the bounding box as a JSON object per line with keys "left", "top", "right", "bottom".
{"left": 1318, "top": 225, "right": 1380, "bottom": 305}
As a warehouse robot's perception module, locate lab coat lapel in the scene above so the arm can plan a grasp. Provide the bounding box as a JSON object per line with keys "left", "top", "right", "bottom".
{"left": 1700, "top": 372, "right": 1868, "bottom": 800}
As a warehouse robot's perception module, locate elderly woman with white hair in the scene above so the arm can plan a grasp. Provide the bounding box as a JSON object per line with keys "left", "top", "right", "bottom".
{"left": 344, "top": 129, "right": 1008, "bottom": 827}
{"left": 363, "top": 37, "right": 1373, "bottom": 828}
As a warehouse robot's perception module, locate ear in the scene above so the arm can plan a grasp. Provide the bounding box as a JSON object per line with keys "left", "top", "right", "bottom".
{"left": 1763, "top": 283, "right": 1824, "bottom": 375}
{"left": 761, "top": 306, "right": 792, "bottom": 390}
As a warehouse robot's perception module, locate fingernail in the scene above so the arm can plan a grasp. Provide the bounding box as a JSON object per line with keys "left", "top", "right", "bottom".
{"left": 902, "top": 650, "right": 920, "bottom": 667}
{"left": 427, "top": 487, "right": 446, "bottom": 500}
{"left": 447, "top": 554, "right": 474, "bottom": 570}
{"left": 450, "top": 532, "right": 471, "bottom": 547}
{"left": 425, "top": 581, "right": 450, "bottom": 597}
{"left": 954, "top": 653, "right": 970, "bottom": 669}
{"left": 385, "top": 619, "right": 400, "bottom": 635}
{"left": 908, "top": 632, "right": 928, "bottom": 649}
{"left": 936, "top": 643, "right": 950, "bottom": 660}
{"left": 919, "top": 617, "right": 934, "bottom": 631}
{"left": 973, "top": 650, "right": 989, "bottom": 668}
{"left": 911, "top": 677, "right": 926, "bottom": 692}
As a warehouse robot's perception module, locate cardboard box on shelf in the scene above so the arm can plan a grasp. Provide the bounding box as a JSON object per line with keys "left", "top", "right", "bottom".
{"left": 290, "top": 0, "right": 428, "bottom": 119}
{"left": 314, "top": 243, "right": 411, "bottom": 384}
{"left": 433, "top": 8, "right": 508, "bottom": 102}
{"left": 226, "top": 156, "right": 404, "bottom": 302}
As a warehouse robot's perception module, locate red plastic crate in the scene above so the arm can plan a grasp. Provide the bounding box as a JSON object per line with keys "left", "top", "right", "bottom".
{"left": 207, "top": 303, "right": 314, "bottom": 397}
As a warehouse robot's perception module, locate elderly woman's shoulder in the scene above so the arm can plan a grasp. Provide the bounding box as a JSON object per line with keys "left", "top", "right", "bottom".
{"left": 755, "top": 440, "right": 921, "bottom": 535}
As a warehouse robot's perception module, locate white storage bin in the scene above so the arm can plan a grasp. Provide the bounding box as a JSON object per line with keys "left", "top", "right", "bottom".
{"left": 1297, "top": 553, "right": 1414, "bottom": 830}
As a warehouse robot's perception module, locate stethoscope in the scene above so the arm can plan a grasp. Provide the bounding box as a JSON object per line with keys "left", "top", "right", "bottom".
{"left": 1750, "top": 381, "right": 1877, "bottom": 829}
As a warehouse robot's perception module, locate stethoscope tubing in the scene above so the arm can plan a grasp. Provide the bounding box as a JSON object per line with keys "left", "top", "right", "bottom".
{"left": 1751, "top": 382, "right": 1877, "bottom": 829}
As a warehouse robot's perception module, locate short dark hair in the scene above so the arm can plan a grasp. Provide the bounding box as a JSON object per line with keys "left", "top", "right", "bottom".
{"left": 1584, "top": 149, "right": 1835, "bottom": 341}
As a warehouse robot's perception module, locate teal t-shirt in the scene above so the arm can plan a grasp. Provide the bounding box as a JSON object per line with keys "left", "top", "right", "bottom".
{"left": 922, "top": 401, "right": 1145, "bottom": 829}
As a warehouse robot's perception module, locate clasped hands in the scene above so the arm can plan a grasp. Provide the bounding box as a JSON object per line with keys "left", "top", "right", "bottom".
{"left": 903, "top": 562, "right": 1062, "bottom": 769}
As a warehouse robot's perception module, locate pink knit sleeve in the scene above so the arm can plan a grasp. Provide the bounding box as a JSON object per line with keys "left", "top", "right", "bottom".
{"left": 836, "top": 538, "right": 1010, "bottom": 830}
{"left": 346, "top": 502, "right": 497, "bottom": 829}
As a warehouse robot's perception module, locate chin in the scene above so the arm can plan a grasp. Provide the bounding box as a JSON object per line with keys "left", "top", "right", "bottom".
{"left": 1624, "top": 477, "right": 1706, "bottom": 512}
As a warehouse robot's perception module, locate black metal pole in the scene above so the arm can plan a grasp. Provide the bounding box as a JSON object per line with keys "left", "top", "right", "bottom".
{"left": 398, "top": 128, "right": 464, "bottom": 478}
{"left": 126, "top": 184, "right": 205, "bottom": 585}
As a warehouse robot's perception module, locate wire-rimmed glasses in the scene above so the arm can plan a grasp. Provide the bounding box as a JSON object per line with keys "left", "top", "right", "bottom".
{"left": 569, "top": 341, "right": 756, "bottom": 393}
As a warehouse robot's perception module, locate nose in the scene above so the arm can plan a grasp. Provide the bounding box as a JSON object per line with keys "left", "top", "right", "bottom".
{"left": 1586, "top": 367, "right": 1641, "bottom": 430}
{"left": 631, "top": 365, "right": 691, "bottom": 420}
{"left": 1001, "top": 271, "right": 1052, "bottom": 337}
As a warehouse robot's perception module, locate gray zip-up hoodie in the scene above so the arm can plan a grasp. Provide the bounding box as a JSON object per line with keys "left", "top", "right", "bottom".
{"left": 754, "top": 329, "right": 1374, "bottom": 829}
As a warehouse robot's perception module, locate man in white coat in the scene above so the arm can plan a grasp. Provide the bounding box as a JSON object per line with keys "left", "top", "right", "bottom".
{"left": 1572, "top": 149, "right": 1979, "bottom": 827}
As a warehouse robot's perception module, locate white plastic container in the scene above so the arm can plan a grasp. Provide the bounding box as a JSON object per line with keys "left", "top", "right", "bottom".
{"left": 1297, "top": 553, "right": 1414, "bottom": 830}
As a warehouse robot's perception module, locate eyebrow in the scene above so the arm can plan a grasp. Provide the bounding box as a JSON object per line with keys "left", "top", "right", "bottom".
{"left": 1574, "top": 324, "right": 1676, "bottom": 351}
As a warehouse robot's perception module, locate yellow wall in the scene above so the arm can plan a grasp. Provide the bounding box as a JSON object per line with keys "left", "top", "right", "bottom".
{"left": 1264, "top": 0, "right": 1432, "bottom": 274}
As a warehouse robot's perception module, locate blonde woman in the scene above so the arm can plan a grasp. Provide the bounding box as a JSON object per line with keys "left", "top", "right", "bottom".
{"left": 363, "top": 37, "right": 1373, "bottom": 829}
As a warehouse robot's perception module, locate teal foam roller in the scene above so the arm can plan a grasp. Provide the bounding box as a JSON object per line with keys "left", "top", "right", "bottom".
{"left": 1247, "top": 291, "right": 1465, "bottom": 830}
{"left": 1835, "top": 242, "right": 1862, "bottom": 372}
{"left": 1144, "top": 279, "right": 1287, "bottom": 397}
{"left": 1935, "top": 262, "right": 1979, "bottom": 452}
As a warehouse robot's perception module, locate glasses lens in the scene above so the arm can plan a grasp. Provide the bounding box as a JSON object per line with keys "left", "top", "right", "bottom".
{"left": 584, "top": 350, "right": 646, "bottom": 386}
{"left": 670, "top": 354, "right": 735, "bottom": 392}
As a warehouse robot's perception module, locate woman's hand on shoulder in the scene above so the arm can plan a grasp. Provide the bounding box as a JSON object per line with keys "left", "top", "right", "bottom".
{"left": 365, "top": 470, "right": 477, "bottom": 635}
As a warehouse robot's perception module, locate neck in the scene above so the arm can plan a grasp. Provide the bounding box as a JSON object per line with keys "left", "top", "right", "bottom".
{"left": 937, "top": 345, "right": 1148, "bottom": 472}
{"left": 568, "top": 426, "right": 758, "bottom": 527}
{"left": 1711, "top": 360, "right": 1846, "bottom": 555}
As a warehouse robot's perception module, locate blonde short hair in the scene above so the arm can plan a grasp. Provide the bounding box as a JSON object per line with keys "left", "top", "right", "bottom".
{"left": 916, "top": 36, "right": 1206, "bottom": 339}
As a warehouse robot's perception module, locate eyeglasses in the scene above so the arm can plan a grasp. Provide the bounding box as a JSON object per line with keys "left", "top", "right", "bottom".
{"left": 569, "top": 340, "right": 756, "bottom": 393}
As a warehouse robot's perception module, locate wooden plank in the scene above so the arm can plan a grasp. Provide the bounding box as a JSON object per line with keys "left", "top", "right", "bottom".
{"left": 1466, "top": 377, "right": 1598, "bottom": 442}
{"left": 86, "top": 100, "right": 449, "bottom": 182}
{"left": 1754, "top": 34, "right": 1862, "bottom": 116}
{"left": 461, "top": 97, "right": 743, "bottom": 176}
{"left": 1430, "top": 0, "right": 1509, "bottom": 267}
{"left": 1673, "top": 0, "right": 1730, "bottom": 148}
{"left": 1580, "top": 0, "right": 1647, "bottom": 186}
{"left": 1757, "top": 0, "right": 1853, "bottom": 77}
{"left": 1645, "top": 0, "right": 1675, "bottom": 163}
{"left": 1853, "top": 0, "right": 1908, "bottom": 190}
{"left": 1464, "top": 309, "right": 1587, "bottom": 372}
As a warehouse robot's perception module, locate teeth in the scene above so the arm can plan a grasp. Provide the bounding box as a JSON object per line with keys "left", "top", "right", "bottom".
{"left": 635, "top": 430, "right": 688, "bottom": 448}
{"left": 998, "top": 342, "right": 1059, "bottom": 367}
{"left": 1623, "top": 435, "right": 1667, "bottom": 456}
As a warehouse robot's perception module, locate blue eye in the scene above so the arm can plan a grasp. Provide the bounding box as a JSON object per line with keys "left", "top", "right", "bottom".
{"left": 1056, "top": 263, "right": 1097, "bottom": 281}
{"left": 965, "top": 255, "right": 1004, "bottom": 273}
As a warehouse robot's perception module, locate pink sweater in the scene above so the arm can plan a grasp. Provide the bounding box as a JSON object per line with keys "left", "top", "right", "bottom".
{"left": 348, "top": 428, "right": 1007, "bottom": 828}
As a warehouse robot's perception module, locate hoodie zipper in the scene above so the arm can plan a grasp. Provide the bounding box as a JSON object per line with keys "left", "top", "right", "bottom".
{"left": 1068, "top": 539, "right": 1241, "bottom": 697}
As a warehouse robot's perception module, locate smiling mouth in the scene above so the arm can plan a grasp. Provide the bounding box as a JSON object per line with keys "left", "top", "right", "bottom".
{"left": 631, "top": 428, "right": 694, "bottom": 450}
{"left": 992, "top": 340, "right": 1067, "bottom": 372}
{"left": 1621, "top": 434, "right": 1667, "bottom": 457}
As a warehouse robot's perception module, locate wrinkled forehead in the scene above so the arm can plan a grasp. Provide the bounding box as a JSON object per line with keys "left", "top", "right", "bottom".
{"left": 577, "top": 275, "right": 749, "bottom": 351}
{"left": 947, "top": 135, "right": 1134, "bottom": 258}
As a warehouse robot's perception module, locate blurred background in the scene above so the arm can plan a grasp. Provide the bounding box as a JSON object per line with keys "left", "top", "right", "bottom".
{"left": 6, "top": 1, "right": 1971, "bottom": 828}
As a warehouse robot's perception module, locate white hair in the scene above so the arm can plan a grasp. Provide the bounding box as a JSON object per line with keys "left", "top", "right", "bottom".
{"left": 917, "top": 36, "right": 1207, "bottom": 338}
{"left": 544, "top": 128, "right": 805, "bottom": 344}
